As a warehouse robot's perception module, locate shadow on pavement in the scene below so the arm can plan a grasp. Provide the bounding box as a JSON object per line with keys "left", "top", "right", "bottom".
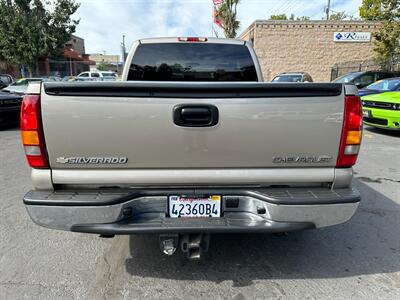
{"left": 364, "top": 126, "right": 400, "bottom": 137}
{"left": 125, "top": 179, "right": 399, "bottom": 285}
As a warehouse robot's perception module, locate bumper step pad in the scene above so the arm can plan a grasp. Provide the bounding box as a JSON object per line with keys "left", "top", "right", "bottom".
{"left": 70, "top": 212, "right": 314, "bottom": 234}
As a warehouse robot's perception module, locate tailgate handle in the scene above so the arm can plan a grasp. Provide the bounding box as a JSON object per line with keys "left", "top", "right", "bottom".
{"left": 173, "top": 104, "right": 219, "bottom": 127}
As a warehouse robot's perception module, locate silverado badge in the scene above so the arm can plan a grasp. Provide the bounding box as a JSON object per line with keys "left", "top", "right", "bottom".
{"left": 56, "top": 157, "right": 128, "bottom": 164}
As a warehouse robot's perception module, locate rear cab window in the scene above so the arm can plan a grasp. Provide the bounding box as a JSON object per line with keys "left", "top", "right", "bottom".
{"left": 127, "top": 43, "right": 258, "bottom": 81}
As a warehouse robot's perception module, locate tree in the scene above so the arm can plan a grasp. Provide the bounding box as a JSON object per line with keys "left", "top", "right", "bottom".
{"left": 97, "top": 61, "right": 109, "bottom": 71}
{"left": 329, "top": 11, "right": 347, "bottom": 20}
{"left": 360, "top": 0, "right": 400, "bottom": 70}
{"left": 268, "top": 14, "right": 310, "bottom": 21}
{"left": 215, "top": 0, "right": 240, "bottom": 38}
{"left": 359, "top": 0, "right": 399, "bottom": 21}
{"left": 0, "top": 0, "right": 80, "bottom": 76}
{"left": 269, "top": 14, "right": 288, "bottom": 20}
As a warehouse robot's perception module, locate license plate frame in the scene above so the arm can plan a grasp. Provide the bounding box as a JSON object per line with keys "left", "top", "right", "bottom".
{"left": 168, "top": 195, "right": 222, "bottom": 218}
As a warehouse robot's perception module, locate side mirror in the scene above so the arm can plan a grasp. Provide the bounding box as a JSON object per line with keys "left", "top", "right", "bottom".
{"left": 354, "top": 83, "right": 362, "bottom": 88}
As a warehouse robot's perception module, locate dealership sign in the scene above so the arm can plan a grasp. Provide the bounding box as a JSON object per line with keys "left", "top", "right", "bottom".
{"left": 334, "top": 32, "right": 371, "bottom": 42}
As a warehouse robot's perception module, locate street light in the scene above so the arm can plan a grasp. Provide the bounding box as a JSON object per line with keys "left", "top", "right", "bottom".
{"left": 68, "top": 48, "right": 75, "bottom": 76}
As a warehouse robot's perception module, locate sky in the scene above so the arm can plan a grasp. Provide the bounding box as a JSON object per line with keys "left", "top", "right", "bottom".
{"left": 73, "top": 0, "right": 363, "bottom": 55}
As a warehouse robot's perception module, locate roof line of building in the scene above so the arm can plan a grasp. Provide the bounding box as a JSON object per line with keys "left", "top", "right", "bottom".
{"left": 239, "top": 20, "right": 381, "bottom": 39}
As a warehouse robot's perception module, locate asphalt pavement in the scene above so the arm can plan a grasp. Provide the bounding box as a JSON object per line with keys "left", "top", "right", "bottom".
{"left": 0, "top": 120, "right": 399, "bottom": 300}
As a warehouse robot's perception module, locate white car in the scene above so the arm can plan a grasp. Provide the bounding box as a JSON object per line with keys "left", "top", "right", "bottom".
{"left": 76, "top": 71, "right": 117, "bottom": 81}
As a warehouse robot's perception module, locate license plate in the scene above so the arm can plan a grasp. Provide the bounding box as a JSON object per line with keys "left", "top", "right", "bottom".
{"left": 168, "top": 195, "right": 221, "bottom": 218}
{"left": 362, "top": 109, "right": 371, "bottom": 118}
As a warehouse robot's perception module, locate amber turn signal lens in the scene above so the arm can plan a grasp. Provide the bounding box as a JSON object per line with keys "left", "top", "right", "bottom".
{"left": 21, "top": 131, "right": 40, "bottom": 145}
{"left": 346, "top": 130, "right": 362, "bottom": 145}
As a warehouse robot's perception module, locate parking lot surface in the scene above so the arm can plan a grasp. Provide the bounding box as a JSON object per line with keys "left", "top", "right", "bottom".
{"left": 0, "top": 121, "right": 399, "bottom": 300}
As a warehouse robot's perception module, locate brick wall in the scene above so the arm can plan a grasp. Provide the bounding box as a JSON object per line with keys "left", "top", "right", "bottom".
{"left": 240, "top": 21, "right": 381, "bottom": 82}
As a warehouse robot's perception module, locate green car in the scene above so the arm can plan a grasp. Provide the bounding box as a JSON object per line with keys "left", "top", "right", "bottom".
{"left": 361, "top": 92, "right": 400, "bottom": 130}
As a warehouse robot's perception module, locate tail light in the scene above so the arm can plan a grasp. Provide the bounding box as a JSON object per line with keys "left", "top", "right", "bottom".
{"left": 20, "top": 94, "right": 49, "bottom": 168}
{"left": 336, "top": 95, "right": 363, "bottom": 168}
{"left": 178, "top": 37, "right": 208, "bottom": 42}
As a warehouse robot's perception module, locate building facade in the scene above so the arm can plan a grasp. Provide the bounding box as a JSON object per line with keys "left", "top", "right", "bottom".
{"left": 65, "top": 35, "right": 86, "bottom": 56}
{"left": 38, "top": 34, "right": 94, "bottom": 77}
{"left": 240, "top": 20, "right": 381, "bottom": 82}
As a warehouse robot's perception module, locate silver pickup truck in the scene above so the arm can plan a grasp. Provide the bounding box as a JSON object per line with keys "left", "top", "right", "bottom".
{"left": 21, "top": 37, "right": 363, "bottom": 258}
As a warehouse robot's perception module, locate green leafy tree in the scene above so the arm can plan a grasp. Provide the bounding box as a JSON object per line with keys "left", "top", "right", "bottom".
{"left": 0, "top": 0, "right": 80, "bottom": 76}
{"left": 268, "top": 14, "right": 310, "bottom": 21}
{"left": 215, "top": 0, "right": 240, "bottom": 38}
{"left": 269, "top": 14, "right": 288, "bottom": 20}
{"left": 360, "top": 0, "right": 400, "bottom": 70}
{"left": 296, "top": 16, "right": 310, "bottom": 21}
{"left": 97, "top": 61, "right": 109, "bottom": 71}
{"left": 329, "top": 11, "right": 347, "bottom": 20}
{"left": 359, "top": 0, "right": 399, "bottom": 21}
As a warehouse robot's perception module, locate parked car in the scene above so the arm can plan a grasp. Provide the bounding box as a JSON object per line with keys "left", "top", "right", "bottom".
{"left": 0, "top": 91, "right": 23, "bottom": 123}
{"left": 76, "top": 71, "right": 117, "bottom": 81}
{"left": 21, "top": 37, "right": 362, "bottom": 259}
{"left": 362, "top": 91, "right": 400, "bottom": 130}
{"left": 0, "top": 74, "right": 14, "bottom": 89}
{"left": 359, "top": 77, "right": 400, "bottom": 97}
{"left": 62, "top": 76, "right": 76, "bottom": 82}
{"left": 2, "top": 78, "right": 55, "bottom": 95}
{"left": 272, "top": 72, "right": 313, "bottom": 83}
{"left": 332, "top": 71, "right": 400, "bottom": 89}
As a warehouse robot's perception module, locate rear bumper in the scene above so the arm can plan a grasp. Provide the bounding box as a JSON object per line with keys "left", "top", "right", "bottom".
{"left": 24, "top": 187, "right": 360, "bottom": 234}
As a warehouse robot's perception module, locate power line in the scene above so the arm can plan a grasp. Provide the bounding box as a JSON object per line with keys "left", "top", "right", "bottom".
{"left": 268, "top": 0, "right": 292, "bottom": 17}
{"left": 280, "top": 0, "right": 297, "bottom": 15}
{"left": 286, "top": 1, "right": 308, "bottom": 18}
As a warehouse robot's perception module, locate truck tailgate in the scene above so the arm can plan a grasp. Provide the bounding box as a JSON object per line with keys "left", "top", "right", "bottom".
{"left": 41, "top": 82, "right": 344, "bottom": 170}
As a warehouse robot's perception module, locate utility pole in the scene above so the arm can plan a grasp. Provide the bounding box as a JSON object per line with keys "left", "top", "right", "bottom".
{"left": 325, "top": 0, "right": 331, "bottom": 20}
{"left": 121, "top": 35, "right": 126, "bottom": 65}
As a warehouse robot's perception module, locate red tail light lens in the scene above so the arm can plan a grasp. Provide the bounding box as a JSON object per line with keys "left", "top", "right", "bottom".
{"left": 336, "top": 95, "right": 363, "bottom": 168}
{"left": 21, "top": 94, "right": 49, "bottom": 168}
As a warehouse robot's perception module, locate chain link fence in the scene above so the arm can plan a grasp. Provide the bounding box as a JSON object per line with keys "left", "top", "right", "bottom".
{"left": 331, "top": 60, "right": 400, "bottom": 81}
{"left": 38, "top": 59, "right": 92, "bottom": 77}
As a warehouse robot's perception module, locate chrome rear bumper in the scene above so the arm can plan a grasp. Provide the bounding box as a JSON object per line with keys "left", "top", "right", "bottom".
{"left": 24, "top": 187, "right": 360, "bottom": 234}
